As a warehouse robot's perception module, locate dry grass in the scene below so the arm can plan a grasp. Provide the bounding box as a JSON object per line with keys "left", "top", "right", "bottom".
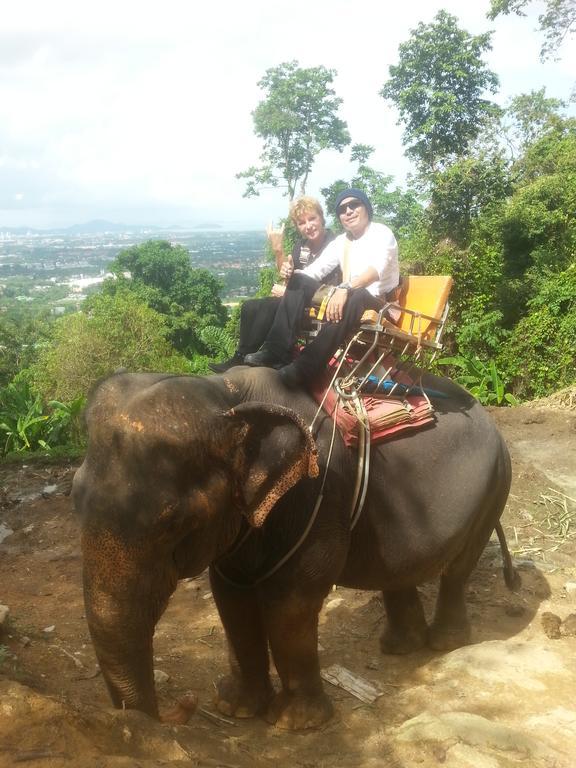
{"left": 538, "top": 488, "right": 576, "bottom": 539}
{"left": 527, "top": 385, "right": 576, "bottom": 411}
{"left": 507, "top": 488, "right": 576, "bottom": 563}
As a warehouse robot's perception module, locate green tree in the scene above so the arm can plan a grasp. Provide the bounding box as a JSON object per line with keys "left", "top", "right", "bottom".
{"left": 478, "top": 88, "right": 567, "bottom": 166}
{"left": 380, "top": 11, "right": 500, "bottom": 174}
{"left": 427, "top": 153, "right": 511, "bottom": 247}
{"left": 237, "top": 60, "right": 350, "bottom": 199}
{"left": 0, "top": 315, "right": 51, "bottom": 387}
{"left": 29, "top": 291, "right": 191, "bottom": 403}
{"left": 488, "top": 0, "right": 576, "bottom": 60}
{"left": 513, "top": 115, "right": 576, "bottom": 183}
{"left": 100, "top": 239, "right": 228, "bottom": 357}
{"left": 430, "top": 116, "right": 576, "bottom": 358}
{"left": 497, "top": 264, "right": 576, "bottom": 398}
{"left": 506, "top": 89, "right": 566, "bottom": 157}
{"left": 495, "top": 120, "right": 576, "bottom": 315}
{"left": 321, "top": 144, "right": 425, "bottom": 239}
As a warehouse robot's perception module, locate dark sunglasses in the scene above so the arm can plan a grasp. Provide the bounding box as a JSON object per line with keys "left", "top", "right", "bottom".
{"left": 337, "top": 199, "right": 363, "bottom": 216}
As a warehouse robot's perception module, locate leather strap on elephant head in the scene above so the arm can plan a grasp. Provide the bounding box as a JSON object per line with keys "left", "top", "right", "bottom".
{"left": 224, "top": 402, "right": 319, "bottom": 528}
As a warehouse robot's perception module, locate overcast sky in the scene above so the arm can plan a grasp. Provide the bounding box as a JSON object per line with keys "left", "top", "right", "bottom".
{"left": 1, "top": 0, "right": 574, "bottom": 229}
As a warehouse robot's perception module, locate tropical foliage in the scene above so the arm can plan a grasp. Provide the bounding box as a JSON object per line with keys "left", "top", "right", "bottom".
{"left": 0, "top": 380, "right": 85, "bottom": 455}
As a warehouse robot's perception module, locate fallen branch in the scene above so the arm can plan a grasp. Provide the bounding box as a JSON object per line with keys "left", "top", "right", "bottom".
{"left": 14, "top": 752, "right": 68, "bottom": 763}
{"left": 198, "top": 707, "right": 237, "bottom": 727}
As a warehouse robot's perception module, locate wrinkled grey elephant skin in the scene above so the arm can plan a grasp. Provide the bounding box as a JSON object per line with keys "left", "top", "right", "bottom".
{"left": 72, "top": 366, "right": 512, "bottom": 729}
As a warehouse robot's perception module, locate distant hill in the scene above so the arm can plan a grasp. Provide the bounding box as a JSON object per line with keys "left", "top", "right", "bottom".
{"left": 64, "top": 219, "right": 147, "bottom": 234}
{"left": 0, "top": 220, "right": 225, "bottom": 235}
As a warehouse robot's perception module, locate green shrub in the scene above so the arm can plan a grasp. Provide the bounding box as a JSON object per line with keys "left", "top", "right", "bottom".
{"left": 0, "top": 380, "right": 86, "bottom": 455}
{"left": 497, "top": 264, "right": 576, "bottom": 400}
{"left": 28, "top": 292, "right": 192, "bottom": 403}
{"left": 439, "top": 354, "right": 518, "bottom": 406}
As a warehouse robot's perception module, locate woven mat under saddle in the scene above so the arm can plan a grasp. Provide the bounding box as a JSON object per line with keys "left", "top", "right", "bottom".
{"left": 311, "top": 370, "right": 436, "bottom": 448}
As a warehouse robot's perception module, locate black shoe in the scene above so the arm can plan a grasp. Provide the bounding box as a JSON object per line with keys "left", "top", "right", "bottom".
{"left": 243, "top": 349, "right": 286, "bottom": 369}
{"left": 208, "top": 353, "right": 244, "bottom": 373}
{"left": 278, "top": 363, "right": 305, "bottom": 389}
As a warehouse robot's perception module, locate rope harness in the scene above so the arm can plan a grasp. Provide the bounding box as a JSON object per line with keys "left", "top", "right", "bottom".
{"left": 215, "top": 335, "right": 374, "bottom": 589}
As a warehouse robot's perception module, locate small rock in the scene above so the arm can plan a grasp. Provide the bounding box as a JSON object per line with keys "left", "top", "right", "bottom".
{"left": 504, "top": 603, "right": 525, "bottom": 617}
{"left": 42, "top": 625, "right": 56, "bottom": 634}
{"left": 325, "top": 597, "right": 345, "bottom": 612}
{"left": 0, "top": 605, "right": 10, "bottom": 628}
{"left": 394, "top": 711, "right": 561, "bottom": 760}
{"left": 564, "top": 581, "right": 576, "bottom": 601}
{"left": 541, "top": 612, "right": 562, "bottom": 639}
{"left": 178, "top": 691, "right": 198, "bottom": 713}
{"left": 561, "top": 613, "right": 576, "bottom": 637}
{"left": 154, "top": 669, "right": 170, "bottom": 687}
{"left": 431, "top": 744, "right": 447, "bottom": 763}
{"left": 19, "top": 636, "right": 31, "bottom": 647}
{"left": 42, "top": 484, "right": 58, "bottom": 497}
{"left": 0, "top": 523, "right": 14, "bottom": 544}
{"left": 522, "top": 414, "right": 545, "bottom": 424}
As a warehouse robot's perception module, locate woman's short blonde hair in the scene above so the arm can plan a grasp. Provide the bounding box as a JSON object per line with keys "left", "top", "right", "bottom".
{"left": 289, "top": 196, "right": 325, "bottom": 226}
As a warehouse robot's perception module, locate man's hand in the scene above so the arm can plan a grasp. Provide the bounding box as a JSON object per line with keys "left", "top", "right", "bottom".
{"left": 270, "top": 283, "right": 286, "bottom": 297}
{"left": 279, "top": 255, "right": 294, "bottom": 282}
{"left": 326, "top": 288, "right": 348, "bottom": 323}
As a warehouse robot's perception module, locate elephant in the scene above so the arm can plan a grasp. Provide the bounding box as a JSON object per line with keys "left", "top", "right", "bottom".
{"left": 72, "top": 365, "right": 516, "bottom": 729}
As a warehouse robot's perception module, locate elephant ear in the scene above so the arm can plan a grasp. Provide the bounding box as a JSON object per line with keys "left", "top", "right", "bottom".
{"left": 224, "top": 402, "right": 319, "bottom": 528}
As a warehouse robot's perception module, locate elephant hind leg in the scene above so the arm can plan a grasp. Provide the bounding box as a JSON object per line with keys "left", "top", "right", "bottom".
{"left": 428, "top": 518, "right": 500, "bottom": 651}
{"left": 428, "top": 572, "right": 471, "bottom": 651}
{"left": 380, "top": 587, "right": 428, "bottom": 655}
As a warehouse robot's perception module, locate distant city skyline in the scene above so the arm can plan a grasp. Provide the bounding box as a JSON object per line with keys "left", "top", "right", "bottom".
{"left": 1, "top": 1, "right": 574, "bottom": 230}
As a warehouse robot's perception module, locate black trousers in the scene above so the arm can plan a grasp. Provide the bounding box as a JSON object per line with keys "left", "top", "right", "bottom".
{"left": 262, "top": 273, "right": 384, "bottom": 378}
{"left": 236, "top": 296, "right": 282, "bottom": 356}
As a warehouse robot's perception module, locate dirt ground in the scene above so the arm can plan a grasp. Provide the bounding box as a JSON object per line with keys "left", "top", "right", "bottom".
{"left": 1, "top": 392, "right": 575, "bottom": 768}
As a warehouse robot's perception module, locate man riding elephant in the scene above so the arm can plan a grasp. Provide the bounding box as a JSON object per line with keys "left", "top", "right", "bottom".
{"left": 244, "top": 188, "right": 400, "bottom": 388}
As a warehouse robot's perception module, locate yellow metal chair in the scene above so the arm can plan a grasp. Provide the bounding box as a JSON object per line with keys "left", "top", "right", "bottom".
{"left": 359, "top": 275, "right": 454, "bottom": 356}
{"left": 333, "top": 275, "right": 454, "bottom": 399}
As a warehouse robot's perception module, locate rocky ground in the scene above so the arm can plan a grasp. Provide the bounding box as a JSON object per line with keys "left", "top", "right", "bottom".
{"left": 0, "top": 391, "right": 575, "bottom": 768}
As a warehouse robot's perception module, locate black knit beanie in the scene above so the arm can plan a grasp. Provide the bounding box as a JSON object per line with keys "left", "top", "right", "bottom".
{"left": 334, "top": 187, "right": 373, "bottom": 220}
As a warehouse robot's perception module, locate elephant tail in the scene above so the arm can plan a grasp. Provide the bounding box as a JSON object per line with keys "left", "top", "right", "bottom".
{"left": 495, "top": 521, "right": 521, "bottom": 591}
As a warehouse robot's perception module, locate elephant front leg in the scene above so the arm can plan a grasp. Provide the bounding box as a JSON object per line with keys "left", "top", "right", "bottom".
{"left": 264, "top": 591, "right": 333, "bottom": 730}
{"left": 209, "top": 567, "right": 273, "bottom": 718}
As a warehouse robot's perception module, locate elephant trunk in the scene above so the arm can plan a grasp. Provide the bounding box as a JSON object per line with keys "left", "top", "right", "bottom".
{"left": 81, "top": 528, "right": 177, "bottom": 719}
{"left": 86, "top": 601, "right": 158, "bottom": 717}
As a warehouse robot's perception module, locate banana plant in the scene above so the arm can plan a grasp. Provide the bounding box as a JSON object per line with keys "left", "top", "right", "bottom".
{"left": 438, "top": 354, "right": 518, "bottom": 406}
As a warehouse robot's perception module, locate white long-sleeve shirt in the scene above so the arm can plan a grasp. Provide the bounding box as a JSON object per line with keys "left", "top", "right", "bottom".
{"left": 300, "top": 222, "right": 399, "bottom": 298}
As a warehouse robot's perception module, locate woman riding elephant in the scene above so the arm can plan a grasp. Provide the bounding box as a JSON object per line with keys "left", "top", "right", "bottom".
{"left": 244, "top": 188, "right": 400, "bottom": 388}
{"left": 209, "top": 196, "right": 339, "bottom": 373}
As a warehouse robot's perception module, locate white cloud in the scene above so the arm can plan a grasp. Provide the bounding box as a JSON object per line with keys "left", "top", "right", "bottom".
{"left": 0, "top": 0, "right": 573, "bottom": 227}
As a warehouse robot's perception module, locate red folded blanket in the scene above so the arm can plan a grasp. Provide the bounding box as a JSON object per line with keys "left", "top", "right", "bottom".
{"left": 311, "top": 373, "right": 435, "bottom": 447}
